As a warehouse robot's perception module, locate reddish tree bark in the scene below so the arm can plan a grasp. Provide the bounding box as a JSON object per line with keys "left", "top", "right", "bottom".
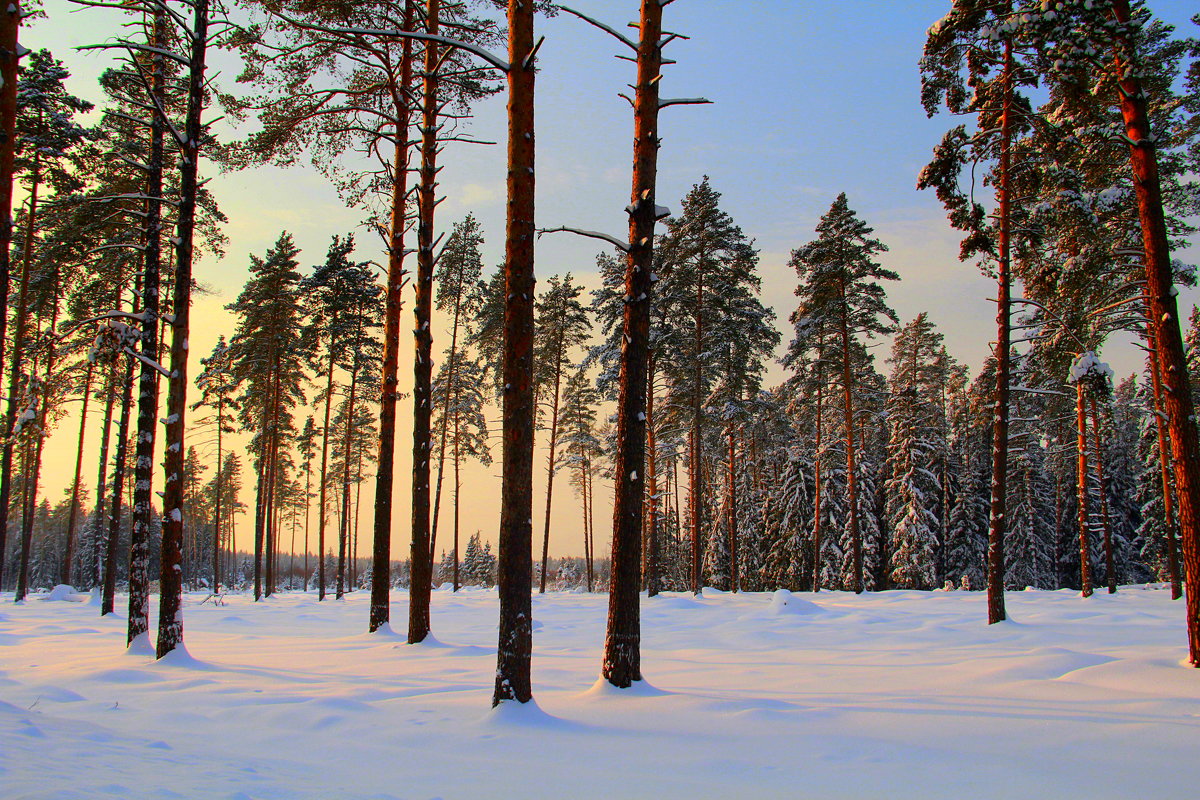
{"left": 369, "top": 0, "right": 416, "bottom": 632}
{"left": 1112, "top": 0, "right": 1200, "bottom": 663}
{"left": 985, "top": 38, "right": 1014, "bottom": 624}
{"left": 407, "top": 0, "right": 440, "bottom": 643}
{"left": 61, "top": 359, "right": 95, "bottom": 585}
{"left": 157, "top": 0, "right": 210, "bottom": 659}
{"left": 1144, "top": 313, "right": 1182, "bottom": 598}
{"left": 493, "top": 0, "right": 536, "bottom": 705}
{"left": 602, "top": 0, "right": 664, "bottom": 685}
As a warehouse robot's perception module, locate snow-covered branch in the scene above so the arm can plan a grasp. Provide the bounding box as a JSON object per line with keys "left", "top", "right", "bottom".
{"left": 538, "top": 226, "right": 629, "bottom": 253}
{"left": 557, "top": 6, "right": 639, "bottom": 52}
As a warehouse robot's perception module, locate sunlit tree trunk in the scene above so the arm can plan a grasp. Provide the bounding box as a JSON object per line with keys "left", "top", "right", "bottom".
{"left": 369, "top": 0, "right": 416, "bottom": 633}
{"left": 157, "top": 0, "right": 210, "bottom": 658}
{"left": 127, "top": 5, "right": 168, "bottom": 645}
{"left": 408, "top": 0, "right": 441, "bottom": 643}
{"left": 493, "top": 0, "right": 537, "bottom": 706}
{"left": 985, "top": 38, "right": 1013, "bottom": 624}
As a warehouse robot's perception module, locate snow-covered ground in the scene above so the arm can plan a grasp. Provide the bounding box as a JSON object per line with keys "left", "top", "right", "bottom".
{"left": 2, "top": 585, "right": 1198, "bottom": 799}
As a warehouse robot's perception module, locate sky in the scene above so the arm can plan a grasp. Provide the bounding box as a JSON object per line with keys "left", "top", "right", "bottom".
{"left": 27, "top": 0, "right": 1200, "bottom": 565}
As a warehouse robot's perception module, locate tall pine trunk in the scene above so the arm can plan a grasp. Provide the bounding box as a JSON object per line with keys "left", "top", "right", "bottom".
{"left": 1089, "top": 395, "right": 1115, "bottom": 594}
{"left": 452, "top": 407, "right": 461, "bottom": 591}
{"left": 1075, "top": 382, "right": 1092, "bottom": 598}
{"left": 17, "top": 293, "right": 60, "bottom": 600}
{"left": 102, "top": 355, "right": 135, "bottom": 616}
{"left": 369, "top": 0, "right": 415, "bottom": 634}
{"left": 0, "top": 11, "right": 20, "bottom": 585}
{"left": 985, "top": 37, "right": 1014, "bottom": 624}
{"left": 214, "top": 401, "right": 224, "bottom": 594}
{"left": 62, "top": 359, "right": 95, "bottom": 585}
{"left": 812, "top": 351, "right": 825, "bottom": 592}
{"left": 92, "top": 358, "right": 117, "bottom": 588}
{"left": 645, "top": 356, "right": 659, "bottom": 596}
{"left": 493, "top": 0, "right": 536, "bottom": 706}
{"left": 1111, "top": 1, "right": 1200, "bottom": 662}
{"left": 538, "top": 326, "right": 565, "bottom": 593}
{"left": 838, "top": 301, "right": 863, "bottom": 594}
{"left": 1145, "top": 314, "right": 1182, "bottom": 598}
{"left": 408, "top": 0, "right": 440, "bottom": 643}
{"left": 727, "top": 428, "right": 738, "bottom": 592}
{"left": 603, "top": 0, "right": 664, "bottom": 681}
{"left": 430, "top": 244, "right": 466, "bottom": 571}
{"left": 337, "top": 364, "right": 359, "bottom": 600}
{"left": 0, "top": 148, "right": 38, "bottom": 594}
{"left": 318, "top": 350, "right": 335, "bottom": 600}
{"left": 157, "top": 0, "right": 210, "bottom": 658}
{"left": 0, "top": 1, "right": 20, "bottom": 389}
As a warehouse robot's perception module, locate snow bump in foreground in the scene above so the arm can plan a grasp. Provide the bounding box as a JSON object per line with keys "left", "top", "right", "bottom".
{"left": 1, "top": 587, "right": 1199, "bottom": 799}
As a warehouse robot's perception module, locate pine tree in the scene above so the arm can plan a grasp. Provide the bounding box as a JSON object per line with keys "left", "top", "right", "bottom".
{"left": 430, "top": 353, "right": 491, "bottom": 592}
{"left": 193, "top": 338, "right": 239, "bottom": 594}
{"left": 534, "top": 274, "right": 591, "bottom": 592}
{"left": 429, "top": 214, "right": 486, "bottom": 579}
{"left": 1, "top": 48, "right": 93, "bottom": 595}
{"left": 656, "top": 177, "right": 765, "bottom": 594}
{"left": 228, "top": 232, "right": 310, "bottom": 601}
{"left": 558, "top": 367, "right": 602, "bottom": 592}
{"left": 1031, "top": 0, "right": 1200, "bottom": 664}
{"left": 787, "top": 194, "right": 897, "bottom": 593}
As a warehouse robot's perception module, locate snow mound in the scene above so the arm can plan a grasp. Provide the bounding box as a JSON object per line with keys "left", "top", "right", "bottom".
{"left": 124, "top": 632, "right": 154, "bottom": 657}
{"left": 481, "top": 698, "right": 583, "bottom": 731}
{"left": 767, "top": 589, "right": 823, "bottom": 616}
{"left": 581, "top": 676, "right": 670, "bottom": 698}
{"left": 42, "top": 585, "right": 82, "bottom": 602}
